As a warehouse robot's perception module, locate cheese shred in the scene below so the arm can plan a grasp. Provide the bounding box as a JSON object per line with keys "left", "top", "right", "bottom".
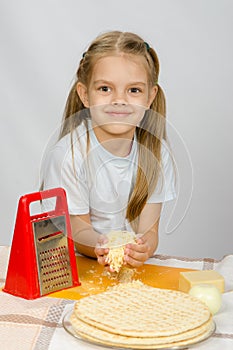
{"left": 104, "top": 230, "right": 136, "bottom": 272}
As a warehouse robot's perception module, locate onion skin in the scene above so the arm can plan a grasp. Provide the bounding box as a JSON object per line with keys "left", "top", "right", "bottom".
{"left": 189, "top": 284, "right": 222, "bottom": 315}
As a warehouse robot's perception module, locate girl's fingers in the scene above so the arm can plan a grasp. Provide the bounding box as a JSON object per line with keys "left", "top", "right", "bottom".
{"left": 97, "top": 255, "right": 107, "bottom": 266}
{"left": 124, "top": 253, "right": 144, "bottom": 267}
{"left": 95, "top": 235, "right": 110, "bottom": 266}
{"left": 95, "top": 246, "right": 109, "bottom": 255}
{"left": 94, "top": 246, "right": 109, "bottom": 264}
{"left": 124, "top": 242, "right": 150, "bottom": 267}
{"left": 97, "top": 234, "right": 108, "bottom": 247}
{"left": 125, "top": 242, "right": 147, "bottom": 254}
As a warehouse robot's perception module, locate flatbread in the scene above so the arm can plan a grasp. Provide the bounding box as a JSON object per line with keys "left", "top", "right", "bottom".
{"left": 72, "top": 283, "right": 211, "bottom": 338}
{"left": 70, "top": 312, "right": 214, "bottom": 348}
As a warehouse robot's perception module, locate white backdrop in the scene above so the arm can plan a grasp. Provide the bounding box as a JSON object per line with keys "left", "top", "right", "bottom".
{"left": 1, "top": 0, "right": 232, "bottom": 258}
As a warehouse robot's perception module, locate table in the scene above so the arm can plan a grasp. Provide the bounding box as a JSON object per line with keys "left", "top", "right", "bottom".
{"left": 0, "top": 245, "right": 233, "bottom": 350}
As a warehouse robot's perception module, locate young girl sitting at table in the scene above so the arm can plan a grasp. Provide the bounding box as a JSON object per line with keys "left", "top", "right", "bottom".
{"left": 42, "top": 30, "right": 176, "bottom": 270}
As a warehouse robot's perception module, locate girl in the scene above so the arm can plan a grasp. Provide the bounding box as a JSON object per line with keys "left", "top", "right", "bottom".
{"left": 42, "top": 31, "right": 176, "bottom": 270}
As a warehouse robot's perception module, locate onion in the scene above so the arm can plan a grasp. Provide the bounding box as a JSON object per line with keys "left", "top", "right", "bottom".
{"left": 189, "top": 284, "right": 222, "bottom": 314}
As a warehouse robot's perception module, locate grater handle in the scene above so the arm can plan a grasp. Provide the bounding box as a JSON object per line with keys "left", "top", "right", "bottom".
{"left": 20, "top": 188, "right": 67, "bottom": 218}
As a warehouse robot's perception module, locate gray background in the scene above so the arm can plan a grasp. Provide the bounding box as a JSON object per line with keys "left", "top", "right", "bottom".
{"left": 1, "top": 0, "right": 232, "bottom": 258}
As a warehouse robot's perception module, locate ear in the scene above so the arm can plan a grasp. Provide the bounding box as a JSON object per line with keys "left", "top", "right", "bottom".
{"left": 76, "top": 82, "right": 89, "bottom": 107}
{"left": 147, "top": 85, "right": 158, "bottom": 108}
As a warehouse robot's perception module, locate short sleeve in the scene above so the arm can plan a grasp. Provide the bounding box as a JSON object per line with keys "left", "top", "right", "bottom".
{"left": 42, "top": 138, "right": 90, "bottom": 215}
{"left": 147, "top": 142, "right": 176, "bottom": 203}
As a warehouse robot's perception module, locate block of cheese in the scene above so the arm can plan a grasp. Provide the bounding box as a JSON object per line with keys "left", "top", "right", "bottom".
{"left": 179, "top": 270, "right": 225, "bottom": 293}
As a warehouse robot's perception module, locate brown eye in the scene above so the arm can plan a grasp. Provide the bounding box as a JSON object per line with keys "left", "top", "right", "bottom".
{"left": 99, "top": 86, "right": 111, "bottom": 92}
{"left": 129, "top": 87, "right": 141, "bottom": 93}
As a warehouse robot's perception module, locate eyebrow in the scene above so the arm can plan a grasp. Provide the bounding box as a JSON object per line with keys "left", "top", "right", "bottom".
{"left": 93, "top": 79, "right": 146, "bottom": 86}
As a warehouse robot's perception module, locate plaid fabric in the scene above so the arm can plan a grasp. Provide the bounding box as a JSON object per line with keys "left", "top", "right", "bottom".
{"left": 0, "top": 291, "right": 74, "bottom": 350}
{"left": 1, "top": 246, "right": 233, "bottom": 349}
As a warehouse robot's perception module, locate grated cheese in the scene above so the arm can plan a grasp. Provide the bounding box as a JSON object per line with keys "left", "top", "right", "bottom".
{"left": 103, "top": 230, "right": 136, "bottom": 272}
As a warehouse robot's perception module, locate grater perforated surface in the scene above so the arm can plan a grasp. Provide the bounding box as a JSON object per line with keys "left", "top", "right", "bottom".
{"left": 33, "top": 215, "right": 73, "bottom": 295}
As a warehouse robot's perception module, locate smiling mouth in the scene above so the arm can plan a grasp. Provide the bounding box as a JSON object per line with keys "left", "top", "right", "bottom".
{"left": 105, "top": 110, "right": 133, "bottom": 118}
{"left": 108, "top": 113, "right": 130, "bottom": 118}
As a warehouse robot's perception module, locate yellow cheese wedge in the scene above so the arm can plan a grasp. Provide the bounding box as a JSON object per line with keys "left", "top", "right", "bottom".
{"left": 179, "top": 270, "right": 225, "bottom": 293}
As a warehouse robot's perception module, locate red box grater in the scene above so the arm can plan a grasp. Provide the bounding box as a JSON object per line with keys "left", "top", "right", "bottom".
{"left": 3, "top": 187, "right": 80, "bottom": 299}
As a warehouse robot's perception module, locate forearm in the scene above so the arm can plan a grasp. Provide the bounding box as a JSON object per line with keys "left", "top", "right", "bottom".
{"left": 74, "top": 229, "right": 100, "bottom": 258}
{"left": 136, "top": 202, "right": 161, "bottom": 257}
{"left": 140, "top": 228, "right": 158, "bottom": 257}
{"left": 70, "top": 214, "right": 101, "bottom": 258}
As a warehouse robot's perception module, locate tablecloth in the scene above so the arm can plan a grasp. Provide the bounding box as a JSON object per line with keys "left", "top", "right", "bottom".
{"left": 0, "top": 246, "right": 233, "bottom": 350}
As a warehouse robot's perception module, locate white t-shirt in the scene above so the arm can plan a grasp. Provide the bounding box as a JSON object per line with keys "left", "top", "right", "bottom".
{"left": 42, "top": 119, "right": 176, "bottom": 234}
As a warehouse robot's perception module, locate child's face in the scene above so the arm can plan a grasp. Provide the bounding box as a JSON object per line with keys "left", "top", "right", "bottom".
{"left": 77, "top": 54, "right": 157, "bottom": 138}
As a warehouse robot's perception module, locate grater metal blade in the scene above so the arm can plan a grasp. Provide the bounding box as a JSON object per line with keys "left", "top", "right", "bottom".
{"left": 33, "top": 215, "right": 73, "bottom": 295}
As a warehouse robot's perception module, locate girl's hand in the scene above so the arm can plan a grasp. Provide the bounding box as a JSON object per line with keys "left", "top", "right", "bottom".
{"left": 94, "top": 235, "right": 110, "bottom": 268}
{"left": 123, "top": 236, "right": 150, "bottom": 268}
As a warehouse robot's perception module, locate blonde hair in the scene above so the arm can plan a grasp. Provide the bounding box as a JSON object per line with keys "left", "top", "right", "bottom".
{"left": 60, "top": 31, "right": 167, "bottom": 231}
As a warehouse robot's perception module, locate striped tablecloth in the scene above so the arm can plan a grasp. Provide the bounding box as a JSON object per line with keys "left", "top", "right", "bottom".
{"left": 0, "top": 245, "right": 233, "bottom": 350}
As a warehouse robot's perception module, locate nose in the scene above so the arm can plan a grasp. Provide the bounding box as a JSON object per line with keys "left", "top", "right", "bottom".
{"left": 111, "top": 89, "right": 128, "bottom": 105}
